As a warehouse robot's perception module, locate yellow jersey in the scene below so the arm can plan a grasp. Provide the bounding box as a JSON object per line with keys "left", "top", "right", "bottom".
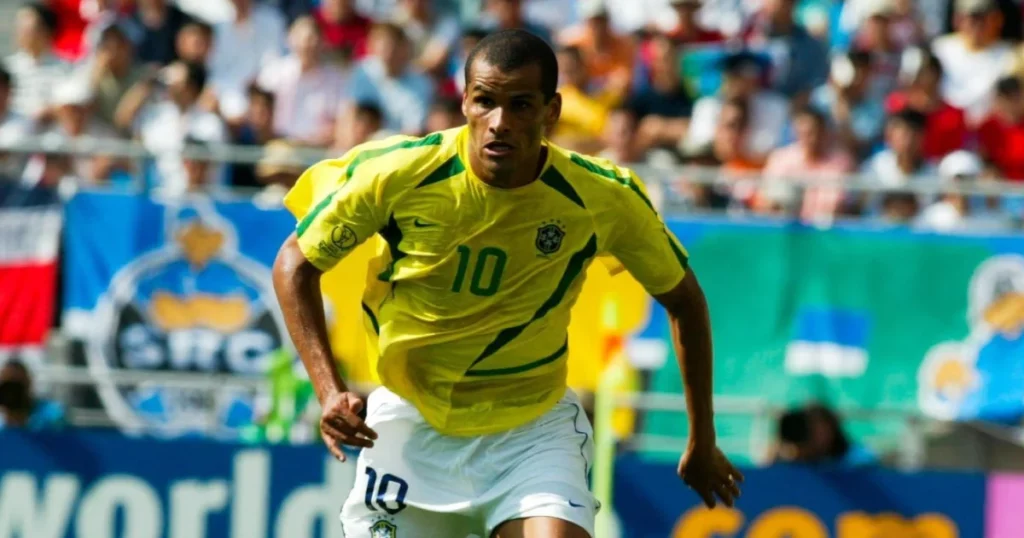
{"left": 283, "top": 126, "right": 688, "bottom": 436}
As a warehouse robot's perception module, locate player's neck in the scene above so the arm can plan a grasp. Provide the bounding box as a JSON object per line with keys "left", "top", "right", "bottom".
{"left": 477, "top": 147, "right": 548, "bottom": 189}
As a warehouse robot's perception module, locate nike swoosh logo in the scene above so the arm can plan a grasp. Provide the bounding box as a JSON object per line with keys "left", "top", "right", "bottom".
{"left": 568, "top": 500, "right": 586, "bottom": 508}
{"left": 413, "top": 218, "right": 437, "bottom": 228}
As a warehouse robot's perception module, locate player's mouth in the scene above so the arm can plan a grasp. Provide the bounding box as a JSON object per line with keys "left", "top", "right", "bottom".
{"left": 483, "top": 141, "right": 515, "bottom": 158}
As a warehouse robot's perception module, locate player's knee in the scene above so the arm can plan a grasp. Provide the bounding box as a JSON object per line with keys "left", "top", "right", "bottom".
{"left": 491, "top": 516, "right": 592, "bottom": 538}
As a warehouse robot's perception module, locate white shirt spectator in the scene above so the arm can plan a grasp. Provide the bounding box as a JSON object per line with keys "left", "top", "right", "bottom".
{"left": 2, "top": 52, "right": 72, "bottom": 119}
{"left": 685, "top": 91, "right": 790, "bottom": 157}
{"left": 401, "top": 14, "right": 461, "bottom": 58}
{"left": 347, "top": 57, "right": 434, "bottom": 134}
{"left": 208, "top": 4, "right": 287, "bottom": 119}
{"left": 257, "top": 55, "right": 347, "bottom": 144}
{"left": 0, "top": 110, "right": 33, "bottom": 146}
{"left": 861, "top": 149, "right": 938, "bottom": 188}
{"left": 932, "top": 34, "right": 1016, "bottom": 124}
{"left": 134, "top": 100, "right": 227, "bottom": 194}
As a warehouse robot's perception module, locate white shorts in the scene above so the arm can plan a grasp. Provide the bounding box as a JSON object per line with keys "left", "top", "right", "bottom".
{"left": 340, "top": 387, "right": 597, "bottom": 538}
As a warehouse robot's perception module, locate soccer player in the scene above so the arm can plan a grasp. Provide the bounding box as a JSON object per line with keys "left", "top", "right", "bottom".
{"left": 273, "top": 29, "right": 742, "bottom": 538}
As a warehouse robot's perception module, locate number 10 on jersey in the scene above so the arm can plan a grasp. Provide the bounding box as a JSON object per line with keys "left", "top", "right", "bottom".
{"left": 451, "top": 245, "right": 507, "bottom": 297}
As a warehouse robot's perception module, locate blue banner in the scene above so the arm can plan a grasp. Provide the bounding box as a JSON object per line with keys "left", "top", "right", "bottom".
{"left": 612, "top": 454, "right": 987, "bottom": 538}
{"left": 0, "top": 430, "right": 352, "bottom": 538}
{"left": 62, "top": 192, "right": 296, "bottom": 436}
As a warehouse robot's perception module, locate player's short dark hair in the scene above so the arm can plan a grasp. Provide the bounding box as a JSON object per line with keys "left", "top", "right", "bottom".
{"left": 996, "top": 76, "right": 1022, "bottom": 97}
{"left": 354, "top": 101, "right": 384, "bottom": 123}
{"left": 889, "top": 108, "right": 927, "bottom": 131}
{"left": 465, "top": 29, "right": 559, "bottom": 102}
{"left": 21, "top": 2, "right": 58, "bottom": 36}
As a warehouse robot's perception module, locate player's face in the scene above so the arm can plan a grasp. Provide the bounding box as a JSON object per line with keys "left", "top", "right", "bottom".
{"left": 462, "top": 59, "right": 561, "bottom": 184}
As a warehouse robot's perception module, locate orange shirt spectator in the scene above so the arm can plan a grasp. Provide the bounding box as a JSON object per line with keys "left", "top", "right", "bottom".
{"left": 977, "top": 77, "right": 1024, "bottom": 180}
{"left": 558, "top": 1, "right": 634, "bottom": 96}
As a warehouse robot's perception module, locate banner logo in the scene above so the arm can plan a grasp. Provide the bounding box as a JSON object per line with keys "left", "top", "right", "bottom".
{"left": 87, "top": 201, "right": 286, "bottom": 435}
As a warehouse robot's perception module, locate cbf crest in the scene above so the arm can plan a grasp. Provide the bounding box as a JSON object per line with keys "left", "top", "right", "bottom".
{"left": 370, "top": 519, "right": 398, "bottom": 538}
{"left": 536, "top": 220, "right": 565, "bottom": 255}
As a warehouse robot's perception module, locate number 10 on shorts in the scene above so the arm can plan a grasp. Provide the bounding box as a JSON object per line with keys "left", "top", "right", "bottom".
{"left": 364, "top": 467, "right": 409, "bottom": 515}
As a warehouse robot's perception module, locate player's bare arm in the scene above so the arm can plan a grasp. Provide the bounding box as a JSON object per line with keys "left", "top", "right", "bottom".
{"left": 654, "top": 269, "right": 744, "bottom": 508}
{"left": 272, "top": 232, "right": 377, "bottom": 461}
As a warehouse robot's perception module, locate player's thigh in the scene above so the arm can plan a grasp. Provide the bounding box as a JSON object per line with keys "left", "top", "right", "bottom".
{"left": 491, "top": 516, "right": 591, "bottom": 538}
{"left": 483, "top": 392, "right": 597, "bottom": 537}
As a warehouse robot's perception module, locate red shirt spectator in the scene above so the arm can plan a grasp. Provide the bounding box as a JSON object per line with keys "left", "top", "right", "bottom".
{"left": 50, "top": 0, "right": 88, "bottom": 61}
{"left": 886, "top": 92, "right": 968, "bottom": 160}
{"left": 314, "top": 0, "right": 371, "bottom": 61}
{"left": 977, "top": 77, "right": 1024, "bottom": 180}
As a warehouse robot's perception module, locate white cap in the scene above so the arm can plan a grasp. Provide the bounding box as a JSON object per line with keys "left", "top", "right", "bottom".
{"left": 938, "top": 150, "right": 983, "bottom": 180}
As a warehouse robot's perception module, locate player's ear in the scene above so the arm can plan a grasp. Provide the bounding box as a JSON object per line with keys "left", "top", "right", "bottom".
{"left": 461, "top": 91, "right": 470, "bottom": 118}
{"left": 544, "top": 92, "right": 562, "bottom": 131}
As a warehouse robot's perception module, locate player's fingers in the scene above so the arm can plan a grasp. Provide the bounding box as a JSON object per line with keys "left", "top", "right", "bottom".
{"left": 713, "top": 483, "right": 735, "bottom": 508}
{"left": 690, "top": 483, "right": 716, "bottom": 509}
{"left": 728, "top": 463, "right": 746, "bottom": 483}
{"left": 322, "top": 419, "right": 374, "bottom": 448}
{"left": 347, "top": 395, "right": 364, "bottom": 415}
{"left": 344, "top": 413, "right": 379, "bottom": 440}
{"left": 320, "top": 432, "right": 347, "bottom": 462}
{"left": 726, "top": 476, "right": 742, "bottom": 499}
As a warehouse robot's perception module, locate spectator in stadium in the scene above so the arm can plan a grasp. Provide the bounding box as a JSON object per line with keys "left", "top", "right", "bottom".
{"left": 333, "top": 101, "right": 394, "bottom": 150}
{"left": 760, "top": 106, "right": 854, "bottom": 221}
{"left": 207, "top": 0, "right": 287, "bottom": 123}
{"left": 598, "top": 106, "right": 641, "bottom": 163}
{"left": 314, "top": 0, "right": 373, "bottom": 62}
{"left": 424, "top": 97, "right": 463, "bottom": 133}
{"left": 481, "top": 0, "right": 552, "bottom": 44}
{"left": 557, "top": 0, "right": 634, "bottom": 98}
{"left": 393, "top": 0, "right": 461, "bottom": 77}
{"left": 811, "top": 51, "right": 886, "bottom": 160}
{"left": 86, "top": 23, "right": 144, "bottom": 130}
{"left": 683, "top": 98, "right": 763, "bottom": 210}
{"left": 257, "top": 16, "right": 346, "bottom": 147}
{"left": 0, "top": 360, "right": 65, "bottom": 431}
{"left": 849, "top": 0, "right": 903, "bottom": 98}
{"left": 0, "top": 68, "right": 32, "bottom": 177}
{"left": 36, "top": 79, "right": 129, "bottom": 182}
{"left": 886, "top": 48, "right": 969, "bottom": 160}
{"left": 180, "top": 136, "right": 220, "bottom": 192}
{"left": 343, "top": 22, "right": 434, "bottom": 135}
{"left": 551, "top": 46, "right": 616, "bottom": 154}
{"left": 742, "top": 0, "right": 829, "bottom": 101}
{"left": 771, "top": 404, "right": 877, "bottom": 467}
{"left": 664, "top": 0, "right": 725, "bottom": 45}
{"left": 79, "top": 0, "right": 136, "bottom": 61}
{"left": 175, "top": 19, "right": 214, "bottom": 65}
{"left": 4, "top": 2, "right": 72, "bottom": 122}
{"left": 0, "top": 67, "right": 32, "bottom": 153}
{"left": 931, "top": 0, "right": 1016, "bottom": 124}
{"left": 685, "top": 50, "right": 789, "bottom": 163}
{"left": 917, "top": 150, "right": 1013, "bottom": 230}
{"left": 977, "top": 76, "right": 1024, "bottom": 180}
{"left": 255, "top": 138, "right": 306, "bottom": 188}
{"left": 129, "top": 0, "right": 195, "bottom": 65}
{"left": 230, "top": 84, "right": 277, "bottom": 189}
{"left": 115, "top": 60, "right": 226, "bottom": 194}
{"left": 862, "top": 109, "right": 935, "bottom": 189}
{"left": 626, "top": 34, "right": 692, "bottom": 156}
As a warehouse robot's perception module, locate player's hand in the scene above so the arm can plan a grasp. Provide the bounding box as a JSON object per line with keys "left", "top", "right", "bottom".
{"left": 319, "top": 391, "right": 378, "bottom": 462}
{"left": 678, "top": 441, "right": 744, "bottom": 509}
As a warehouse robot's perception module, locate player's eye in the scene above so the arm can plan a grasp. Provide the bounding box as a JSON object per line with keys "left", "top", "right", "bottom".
{"left": 512, "top": 100, "right": 533, "bottom": 111}
{"left": 475, "top": 96, "right": 495, "bottom": 108}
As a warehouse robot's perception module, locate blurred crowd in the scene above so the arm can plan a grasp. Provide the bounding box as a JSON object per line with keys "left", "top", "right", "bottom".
{"left": 3, "top": 0, "right": 1024, "bottom": 227}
